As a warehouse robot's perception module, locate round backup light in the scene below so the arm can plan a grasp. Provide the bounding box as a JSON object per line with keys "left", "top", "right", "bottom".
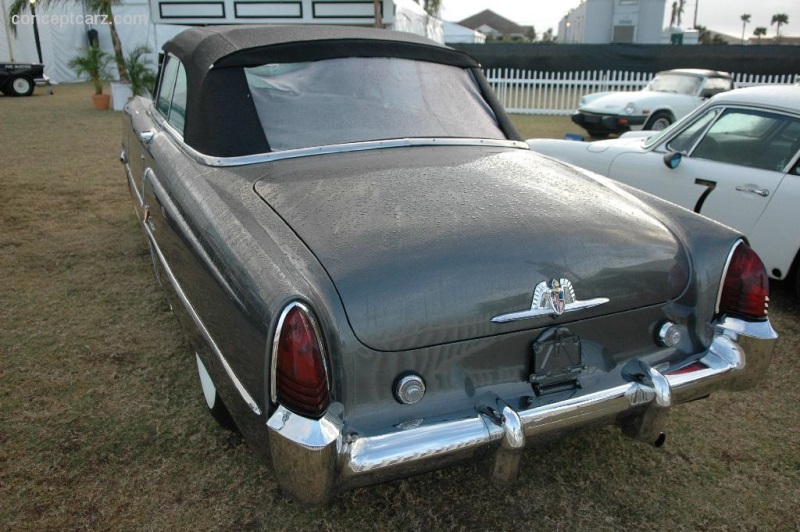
{"left": 657, "top": 321, "right": 682, "bottom": 347}
{"left": 394, "top": 374, "right": 426, "bottom": 405}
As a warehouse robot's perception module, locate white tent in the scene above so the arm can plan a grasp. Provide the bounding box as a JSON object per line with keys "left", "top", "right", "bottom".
{"left": 0, "top": 0, "right": 188, "bottom": 83}
{"left": 0, "top": 0, "right": 442, "bottom": 84}
{"left": 443, "top": 21, "right": 486, "bottom": 44}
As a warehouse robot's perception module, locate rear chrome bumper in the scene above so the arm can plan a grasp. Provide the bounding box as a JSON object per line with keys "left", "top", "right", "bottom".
{"left": 267, "top": 317, "right": 776, "bottom": 504}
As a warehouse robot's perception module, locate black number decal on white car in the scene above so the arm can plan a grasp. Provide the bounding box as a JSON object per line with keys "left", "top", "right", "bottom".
{"left": 694, "top": 178, "right": 717, "bottom": 213}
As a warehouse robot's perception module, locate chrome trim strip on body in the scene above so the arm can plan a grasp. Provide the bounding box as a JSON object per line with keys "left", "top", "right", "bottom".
{"left": 269, "top": 301, "right": 330, "bottom": 405}
{"left": 122, "top": 158, "right": 144, "bottom": 207}
{"left": 148, "top": 104, "right": 529, "bottom": 168}
{"left": 190, "top": 138, "right": 531, "bottom": 168}
{"left": 141, "top": 168, "right": 246, "bottom": 311}
{"left": 715, "top": 239, "right": 743, "bottom": 314}
{"left": 492, "top": 297, "right": 610, "bottom": 323}
{"left": 141, "top": 219, "right": 262, "bottom": 416}
{"left": 492, "top": 278, "right": 610, "bottom": 323}
{"left": 266, "top": 316, "right": 776, "bottom": 503}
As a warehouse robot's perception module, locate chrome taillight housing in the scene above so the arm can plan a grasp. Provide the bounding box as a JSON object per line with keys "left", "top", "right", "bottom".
{"left": 717, "top": 241, "right": 770, "bottom": 321}
{"left": 271, "top": 302, "right": 330, "bottom": 418}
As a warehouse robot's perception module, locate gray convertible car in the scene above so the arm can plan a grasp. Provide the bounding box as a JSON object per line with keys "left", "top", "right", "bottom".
{"left": 121, "top": 25, "right": 777, "bottom": 504}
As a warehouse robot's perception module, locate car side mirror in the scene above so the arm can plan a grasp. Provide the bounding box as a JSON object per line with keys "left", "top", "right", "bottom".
{"left": 663, "top": 152, "right": 682, "bottom": 169}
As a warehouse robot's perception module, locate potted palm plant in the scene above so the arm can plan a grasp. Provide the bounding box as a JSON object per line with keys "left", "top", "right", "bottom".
{"left": 68, "top": 44, "right": 113, "bottom": 110}
{"left": 126, "top": 45, "right": 157, "bottom": 98}
{"left": 111, "top": 45, "right": 158, "bottom": 110}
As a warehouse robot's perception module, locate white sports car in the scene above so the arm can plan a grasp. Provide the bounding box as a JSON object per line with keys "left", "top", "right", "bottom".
{"left": 529, "top": 85, "right": 800, "bottom": 298}
{"left": 572, "top": 69, "right": 734, "bottom": 137}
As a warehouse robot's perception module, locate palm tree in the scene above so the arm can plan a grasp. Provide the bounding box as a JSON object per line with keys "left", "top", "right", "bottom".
{"left": 753, "top": 26, "right": 767, "bottom": 42}
{"left": 423, "top": 0, "right": 440, "bottom": 17}
{"left": 125, "top": 45, "right": 157, "bottom": 97}
{"left": 670, "top": 0, "right": 686, "bottom": 26}
{"left": 771, "top": 13, "right": 789, "bottom": 41}
{"left": 8, "top": 0, "right": 128, "bottom": 80}
{"left": 740, "top": 14, "right": 751, "bottom": 43}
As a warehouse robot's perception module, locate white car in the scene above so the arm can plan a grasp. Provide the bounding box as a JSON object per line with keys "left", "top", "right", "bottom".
{"left": 529, "top": 85, "right": 800, "bottom": 298}
{"left": 572, "top": 69, "right": 734, "bottom": 138}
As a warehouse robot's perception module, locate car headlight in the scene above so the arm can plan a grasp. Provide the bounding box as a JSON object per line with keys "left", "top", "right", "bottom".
{"left": 624, "top": 102, "right": 636, "bottom": 115}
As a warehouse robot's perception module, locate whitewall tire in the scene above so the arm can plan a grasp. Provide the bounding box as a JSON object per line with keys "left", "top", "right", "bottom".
{"left": 195, "top": 354, "right": 237, "bottom": 430}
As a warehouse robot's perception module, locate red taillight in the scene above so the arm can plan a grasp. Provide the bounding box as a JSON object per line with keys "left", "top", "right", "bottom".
{"left": 275, "top": 305, "right": 329, "bottom": 418}
{"left": 718, "top": 243, "right": 769, "bottom": 321}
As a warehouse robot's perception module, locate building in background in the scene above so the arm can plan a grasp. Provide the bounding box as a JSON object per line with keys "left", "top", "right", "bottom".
{"left": 558, "top": 0, "right": 666, "bottom": 44}
{"left": 458, "top": 9, "right": 533, "bottom": 41}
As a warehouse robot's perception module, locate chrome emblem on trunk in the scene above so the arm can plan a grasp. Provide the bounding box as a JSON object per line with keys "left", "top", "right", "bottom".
{"left": 546, "top": 279, "right": 567, "bottom": 316}
{"left": 492, "top": 278, "right": 610, "bottom": 323}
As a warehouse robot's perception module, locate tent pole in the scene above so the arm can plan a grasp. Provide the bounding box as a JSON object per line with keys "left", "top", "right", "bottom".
{"left": 0, "top": 0, "right": 16, "bottom": 61}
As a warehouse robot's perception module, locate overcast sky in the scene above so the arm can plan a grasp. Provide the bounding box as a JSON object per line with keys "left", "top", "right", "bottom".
{"left": 440, "top": 0, "right": 799, "bottom": 39}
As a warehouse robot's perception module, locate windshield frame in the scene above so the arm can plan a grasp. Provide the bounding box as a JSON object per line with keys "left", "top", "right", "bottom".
{"left": 645, "top": 73, "right": 704, "bottom": 96}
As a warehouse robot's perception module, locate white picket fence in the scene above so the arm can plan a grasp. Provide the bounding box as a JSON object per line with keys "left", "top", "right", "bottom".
{"left": 484, "top": 69, "right": 800, "bottom": 115}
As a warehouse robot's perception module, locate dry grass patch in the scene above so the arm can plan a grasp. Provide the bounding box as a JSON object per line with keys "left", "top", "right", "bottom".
{"left": 510, "top": 113, "right": 578, "bottom": 140}
{"left": 1, "top": 83, "right": 798, "bottom": 529}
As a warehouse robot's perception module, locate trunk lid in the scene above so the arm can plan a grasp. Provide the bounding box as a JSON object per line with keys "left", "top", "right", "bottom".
{"left": 254, "top": 146, "right": 688, "bottom": 352}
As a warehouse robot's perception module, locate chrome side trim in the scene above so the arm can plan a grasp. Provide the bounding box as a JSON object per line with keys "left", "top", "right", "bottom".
{"left": 189, "top": 138, "right": 531, "bottom": 168}
{"left": 142, "top": 171, "right": 245, "bottom": 310}
{"left": 122, "top": 159, "right": 144, "bottom": 207}
{"left": 148, "top": 104, "right": 529, "bottom": 168}
{"left": 269, "top": 301, "right": 330, "bottom": 405}
{"left": 142, "top": 220, "right": 262, "bottom": 416}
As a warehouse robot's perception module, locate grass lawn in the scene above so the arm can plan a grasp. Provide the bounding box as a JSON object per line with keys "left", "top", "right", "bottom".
{"left": 2, "top": 83, "right": 799, "bottom": 529}
{"left": 509, "top": 114, "right": 580, "bottom": 140}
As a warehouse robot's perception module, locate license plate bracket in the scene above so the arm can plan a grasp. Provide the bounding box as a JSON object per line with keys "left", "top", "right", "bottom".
{"left": 530, "top": 326, "right": 584, "bottom": 395}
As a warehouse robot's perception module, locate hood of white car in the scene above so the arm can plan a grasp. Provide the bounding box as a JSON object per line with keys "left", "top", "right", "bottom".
{"left": 580, "top": 91, "right": 691, "bottom": 114}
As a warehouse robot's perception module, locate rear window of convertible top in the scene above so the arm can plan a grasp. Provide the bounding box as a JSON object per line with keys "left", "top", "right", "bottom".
{"left": 244, "top": 57, "right": 507, "bottom": 151}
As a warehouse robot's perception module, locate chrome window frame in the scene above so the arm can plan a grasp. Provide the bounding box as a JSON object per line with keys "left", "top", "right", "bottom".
{"left": 154, "top": 53, "right": 180, "bottom": 123}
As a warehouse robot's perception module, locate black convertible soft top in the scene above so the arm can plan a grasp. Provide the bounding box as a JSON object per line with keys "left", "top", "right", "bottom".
{"left": 164, "top": 25, "right": 479, "bottom": 81}
{"left": 160, "top": 25, "right": 515, "bottom": 157}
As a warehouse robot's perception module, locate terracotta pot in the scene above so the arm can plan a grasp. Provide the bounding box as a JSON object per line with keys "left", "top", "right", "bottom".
{"left": 91, "top": 93, "right": 111, "bottom": 110}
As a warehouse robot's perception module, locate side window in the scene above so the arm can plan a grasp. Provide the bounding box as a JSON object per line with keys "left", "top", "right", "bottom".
{"left": 691, "top": 109, "right": 800, "bottom": 171}
{"left": 666, "top": 108, "right": 719, "bottom": 154}
{"left": 702, "top": 77, "right": 732, "bottom": 97}
{"left": 168, "top": 63, "right": 187, "bottom": 135}
{"left": 156, "top": 56, "right": 179, "bottom": 117}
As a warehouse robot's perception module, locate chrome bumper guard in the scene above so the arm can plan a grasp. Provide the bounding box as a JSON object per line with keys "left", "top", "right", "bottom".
{"left": 267, "top": 318, "right": 776, "bottom": 504}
